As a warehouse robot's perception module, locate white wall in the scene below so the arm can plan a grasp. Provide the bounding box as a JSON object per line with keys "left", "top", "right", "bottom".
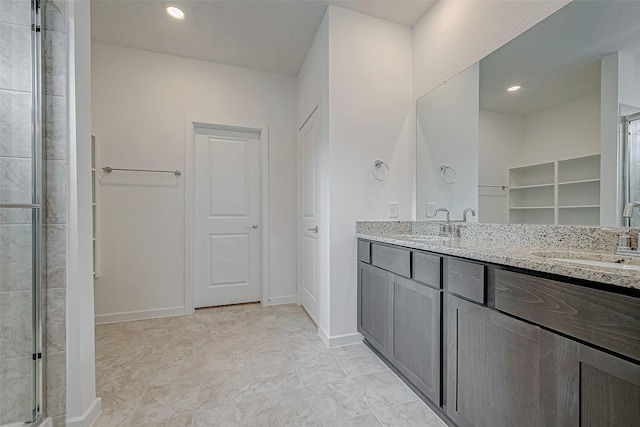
{"left": 522, "top": 91, "right": 601, "bottom": 164}
{"left": 327, "top": 6, "right": 413, "bottom": 339}
{"left": 66, "top": 0, "right": 99, "bottom": 424}
{"left": 92, "top": 42, "right": 298, "bottom": 321}
{"left": 416, "top": 63, "right": 479, "bottom": 221}
{"left": 478, "top": 110, "right": 524, "bottom": 223}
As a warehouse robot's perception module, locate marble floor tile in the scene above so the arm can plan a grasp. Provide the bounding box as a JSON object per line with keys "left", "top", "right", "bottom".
{"left": 351, "top": 370, "right": 418, "bottom": 410}
{"left": 94, "top": 303, "right": 447, "bottom": 427}
{"left": 305, "top": 379, "right": 371, "bottom": 425}
{"left": 93, "top": 409, "right": 131, "bottom": 427}
{"left": 193, "top": 402, "right": 255, "bottom": 427}
{"left": 197, "top": 369, "right": 253, "bottom": 409}
{"left": 326, "top": 413, "right": 382, "bottom": 427}
{"left": 287, "top": 336, "right": 332, "bottom": 360}
{"left": 101, "top": 359, "right": 158, "bottom": 393}
{"left": 375, "top": 400, "right": 448, "bottom": 427}
{"left": 251, "top": 361, "right": 303, "bottom": 397}
{"left": 252, "top": 389, "right": 318, "bottom": 427}
{"left": 129, "top": 381, "right": 198, "bottom": 425}
{"left": 295, "top": 351, "right": 348, "bottom": 387}
{"left": 129, "top": 411, "right": 194, "bottom": 427}
{"left": 331, "top": 343, "right": 388, "bottom": 377}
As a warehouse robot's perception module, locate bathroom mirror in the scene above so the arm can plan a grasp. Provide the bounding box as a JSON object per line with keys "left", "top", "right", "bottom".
{"left": 416, "top": 1, "right": 640, "bottom": 227}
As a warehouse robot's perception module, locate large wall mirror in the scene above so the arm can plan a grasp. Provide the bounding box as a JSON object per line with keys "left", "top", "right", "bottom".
{"left": 416, "top": 1, "right": 640, "bottom": 227}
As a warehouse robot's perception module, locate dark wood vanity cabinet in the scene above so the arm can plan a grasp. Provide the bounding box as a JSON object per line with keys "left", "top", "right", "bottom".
{"left": 447, "top": 294, "right": 566, "bottom": 427}
{"left": 358, "top": 262, "right": 391, "bottom": 355}
{"left": 357, "top": 243, "right": 442, "bottom": 405}
{"left": 391, "top": 274, "right": 441, "bottom": 404}
{"left": 357, "top": 238, "right": 640, "bottom": 427}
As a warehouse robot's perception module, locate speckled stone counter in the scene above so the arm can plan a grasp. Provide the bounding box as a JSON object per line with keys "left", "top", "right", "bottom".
{"left": 356, "top": 221, "right": 640, "bottom": 290}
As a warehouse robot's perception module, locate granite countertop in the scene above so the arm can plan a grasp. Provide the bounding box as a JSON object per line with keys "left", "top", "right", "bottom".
{"left": 356, "top": 231, "right": 640, "bottom": 291}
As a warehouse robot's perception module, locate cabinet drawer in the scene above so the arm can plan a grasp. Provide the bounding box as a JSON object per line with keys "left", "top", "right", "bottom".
{"left": 413, "top": 252, "right": 442, "bottom": 288}
{"left": 447, "top": 258, "right": 486, "bottom": 304}
{"left": 358, "top": 240, "right": 371, "bottom": 263}
{"left": 495, "top": 269, "right": 640, "bottom": 361}
{"left": 372, "top": 244, "right": 410, "bottom": 277}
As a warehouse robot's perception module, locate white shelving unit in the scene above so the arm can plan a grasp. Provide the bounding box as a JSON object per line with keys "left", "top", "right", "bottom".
{"left": 508, "top": 154, "right": 601, "bottom": 225}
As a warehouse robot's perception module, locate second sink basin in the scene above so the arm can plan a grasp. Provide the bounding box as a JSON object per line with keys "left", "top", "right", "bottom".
{"left": 531, "top": 250, "right": 640, "bottom": 271}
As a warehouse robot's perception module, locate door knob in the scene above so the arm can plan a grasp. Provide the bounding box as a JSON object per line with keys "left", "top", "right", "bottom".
{"left": 248, "top": 224, "right": 259, "bottom": 229}
{"left": 307, "top": 226, "right": 318, "bottom": 233}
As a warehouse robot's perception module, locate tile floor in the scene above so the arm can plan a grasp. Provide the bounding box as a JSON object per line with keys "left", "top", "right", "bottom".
{"left": 94, "top": 303, "right": 447, "bottom": 427}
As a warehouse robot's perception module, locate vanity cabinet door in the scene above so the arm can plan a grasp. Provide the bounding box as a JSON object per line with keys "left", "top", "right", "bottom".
{"left": 560, "top": 341, "right": 640, "bottom": 427}
{"left": 447, "top": 295, "right": 561, "bottom": 427}
{"left": 358, "top": 262, "right": 391, "bottom": 355}
{"left": 391, "top": 275, "right": 441, "bottom": 405}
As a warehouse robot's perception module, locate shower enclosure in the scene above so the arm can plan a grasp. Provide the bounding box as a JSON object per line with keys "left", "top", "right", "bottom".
{"left": 625, "top": 114, "right": 640, "bottom": 228}
{"left": 0, "top": 0, "right": 44, "bottom": 425}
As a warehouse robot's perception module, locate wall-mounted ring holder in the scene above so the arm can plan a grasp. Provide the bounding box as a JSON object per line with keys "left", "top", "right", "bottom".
{"left": 372, "top": 160, "right": 390, "bottom": 181}
{"left": 440, "top": 165, "right": 457, "bottom": 184}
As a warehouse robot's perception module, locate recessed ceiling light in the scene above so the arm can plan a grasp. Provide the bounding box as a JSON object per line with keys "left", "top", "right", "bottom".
{"left": 165, "top": 5, "right": 185, "bottom": 20}
{"left": 507, "top": 85, "right": 521, "bottom": 92}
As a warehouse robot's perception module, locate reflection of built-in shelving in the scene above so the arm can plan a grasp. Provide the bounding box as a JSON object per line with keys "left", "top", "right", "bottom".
{"left": 508, "top": 154, "right": 601, "bottom": 225}
{"left": 509, "top": 161, "right": 555, "bottom": 224}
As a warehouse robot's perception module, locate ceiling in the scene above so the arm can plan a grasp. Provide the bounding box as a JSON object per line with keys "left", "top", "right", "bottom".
{"left": 90, "top": 0, "right": 437, "bottom": 77}
{"left": 479, "top": 1, "right": 640, "bottom": 117}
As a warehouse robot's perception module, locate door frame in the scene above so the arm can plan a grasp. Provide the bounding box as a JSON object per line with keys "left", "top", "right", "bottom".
{"left": 184, "top": 117, "right": 270, "bottom": 314}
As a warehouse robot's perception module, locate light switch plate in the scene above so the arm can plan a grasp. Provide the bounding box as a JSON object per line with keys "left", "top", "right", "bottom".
{"left": 389, "top": 202, "right": 398, "bottom": 218}
{"left": 426, "top": 203, "right": 436, "bottom": 218}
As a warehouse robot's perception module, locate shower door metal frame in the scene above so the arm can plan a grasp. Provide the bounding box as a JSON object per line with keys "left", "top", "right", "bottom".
{"left": 0, "top": 0, "right": 44, "bottom": 424}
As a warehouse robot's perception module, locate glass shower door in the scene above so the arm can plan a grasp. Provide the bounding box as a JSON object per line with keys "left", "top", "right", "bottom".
{"left": 0, "top": 0, "right": 42, "bottom": 425}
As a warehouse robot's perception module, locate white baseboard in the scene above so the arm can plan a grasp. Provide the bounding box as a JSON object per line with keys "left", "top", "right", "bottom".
{"left": 95, "top": 307, "right": 185, "bottom": 324}
{"left": 263, "top": 295, "right": 298, "bottom": 306}
{"left": 66, "top": 397, "right": 101, "bottom": 427}
{"left": 318, "top": 327, "right": 363, "bottom": 348}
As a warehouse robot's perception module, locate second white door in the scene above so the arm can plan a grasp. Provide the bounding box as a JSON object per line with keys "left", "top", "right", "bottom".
{"left": 298, "top": 110, "right": 321, "bottom": 324}
{"left": 194, "top": 132, "right": 261, "bottom": 308}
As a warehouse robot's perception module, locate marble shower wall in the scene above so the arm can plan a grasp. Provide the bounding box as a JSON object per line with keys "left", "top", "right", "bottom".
{"left": 0, "top": 0, "right": 67, "bottom": 425}
{"left": 43, "top": 1, "right": 67, "bottom": 426}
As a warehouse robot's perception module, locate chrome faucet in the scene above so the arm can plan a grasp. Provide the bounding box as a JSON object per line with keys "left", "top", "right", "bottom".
{"left": 623, "top": 202, "right": 640, "bottom": 219}
{"left": 463, "top": 208, "right": 476, "bottom": 222}
{"left": 434, "top": 208, "right": 454, "bottom": 237}
{"left": 433, "top": 208, "right": 450, "bottom": 223}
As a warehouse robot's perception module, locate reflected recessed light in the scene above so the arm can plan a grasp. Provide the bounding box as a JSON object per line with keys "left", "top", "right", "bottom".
{"left": 507, "top": 85, "right": 521, "bottom": 92}
{"left": 166, "top": 5, "right": 185, "bottom": 20}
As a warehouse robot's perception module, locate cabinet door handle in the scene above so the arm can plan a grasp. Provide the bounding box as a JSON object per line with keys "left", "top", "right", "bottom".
{"left": 248, "top": 224, "right": 259, "bottom": 229}
{"left": 307, "top": 226, "right": 318, "bottom": 233}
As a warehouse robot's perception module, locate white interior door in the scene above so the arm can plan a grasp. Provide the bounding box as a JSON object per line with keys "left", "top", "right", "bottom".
{"left": 194, "top": 133, "right": 261, "bottom": 308}
{"left": 299, "top": 110, "right": 321, "bottom": 323}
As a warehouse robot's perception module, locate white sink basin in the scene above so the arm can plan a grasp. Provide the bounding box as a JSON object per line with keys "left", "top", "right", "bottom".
{"left": 531, "top": 251, "right": 640, "bottom": 271}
